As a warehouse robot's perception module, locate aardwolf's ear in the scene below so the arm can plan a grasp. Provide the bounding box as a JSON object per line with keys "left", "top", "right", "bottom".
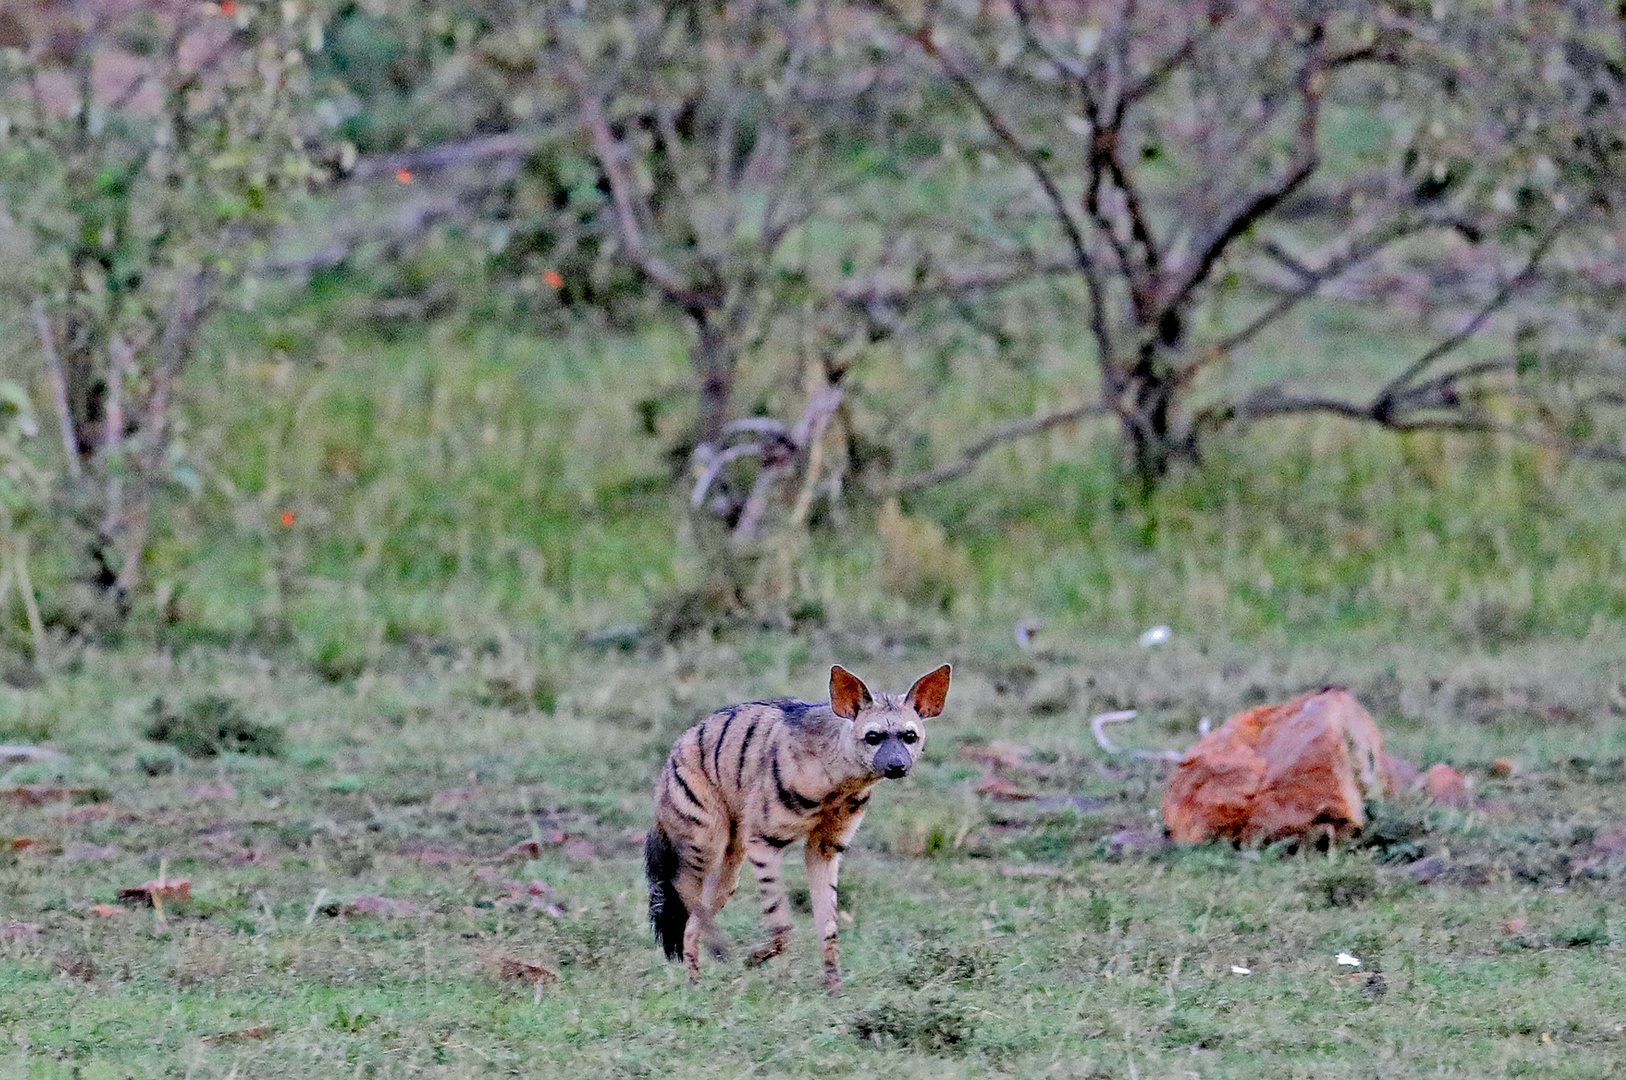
{"left": 905, "top": 664, "right": 952, "bottom": 719}
{"left": 830, "top": 665, "right": 873, "bottom": 720}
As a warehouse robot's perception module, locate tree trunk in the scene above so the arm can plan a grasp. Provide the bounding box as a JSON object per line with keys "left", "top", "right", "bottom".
{"left": 691, "top": 316, "right": 735, "bottom": 446}
{"left": 1115, "top": 318, "right": 1191, "bottom": 489}
{"left": 1120, "top": 370, "right": 1180, "bottom": 486}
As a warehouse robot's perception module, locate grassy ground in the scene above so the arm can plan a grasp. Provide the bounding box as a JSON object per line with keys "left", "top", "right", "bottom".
{"left": 7, "top": 287, "right": 1616, "bottom": 667}
{"left": 2, "top": 632, "right": 1625, "bottom": 1078}
{"left": 2, "top": 219, "right": 1624, "bottom": 1079}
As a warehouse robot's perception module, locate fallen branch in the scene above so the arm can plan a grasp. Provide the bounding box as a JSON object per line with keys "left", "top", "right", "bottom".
{"left": 343, "top": 131, "right": 541, "bottom": 183}
{"left": 730, "top": 386, "right": 844, "bottom": 546}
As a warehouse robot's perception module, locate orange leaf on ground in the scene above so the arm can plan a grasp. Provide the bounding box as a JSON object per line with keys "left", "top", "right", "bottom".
{"left": 959, "top": 740, "right": 1038, "bottom": 772}
{"left": 87, "top": 904, "right": 123, "bottom": 918}
{"left": 483, "top": 950, "right": 558, "bottom": 986}
{"left": 974, "top": 772, "right": 1035, "bottom": 800}
{"left": 542, "top": 270, "right": 564, "bottom": 289}
{"left": 395, "top": 168, "right": 412, "bottom": 184}
{"left": 117, "top": 879, "right": 191, "bottom": 906}
{"left": 10, "top": 837, "right": 38, "bottom": 851}
{"left": 1490, "top": 758, "right": 1517, "bottom": 778}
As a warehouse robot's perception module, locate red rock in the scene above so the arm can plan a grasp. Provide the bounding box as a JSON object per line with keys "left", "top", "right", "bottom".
{"left": 1424, "top": 764, "right": 1470, "bottom": 808}
{"left": 1160, "top": 688, "right": 1385, "bottom": 845}
{"left": 1490, "top": 758, "right": 1516, "bottom": 778}
{"left": 974, "top": 772, "right": 1035, "bottom": 800}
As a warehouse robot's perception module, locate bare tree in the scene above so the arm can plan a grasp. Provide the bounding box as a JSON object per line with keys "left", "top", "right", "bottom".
{"left": 862, "top": 0, "right": 1625, "bottom": 487}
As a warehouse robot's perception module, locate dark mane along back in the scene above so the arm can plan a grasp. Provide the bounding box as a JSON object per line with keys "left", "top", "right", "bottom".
{"left": 750, "top": 698, "right": 823, "bottom": 725}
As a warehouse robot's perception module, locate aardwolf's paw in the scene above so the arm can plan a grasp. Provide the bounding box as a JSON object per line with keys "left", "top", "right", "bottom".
{"left": 744, "top": 939, "right": 786, "bottom": 967}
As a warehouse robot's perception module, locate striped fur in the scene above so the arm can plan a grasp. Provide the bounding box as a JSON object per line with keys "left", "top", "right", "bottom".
{"left": 646, "top": 663, "right": 951, "bottom": 994}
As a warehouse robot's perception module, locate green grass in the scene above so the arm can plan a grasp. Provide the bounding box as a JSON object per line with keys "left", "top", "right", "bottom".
{"left": 2, "top": 635, "right": 1625, "bottom": 1077}
{"left": 9, "top": 292, "right": 1594, "bottom": 671}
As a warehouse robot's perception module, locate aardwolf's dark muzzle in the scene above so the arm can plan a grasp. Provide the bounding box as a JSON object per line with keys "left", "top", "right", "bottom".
{"left": 875, "top": 742, "right": 911, "bottom": 779}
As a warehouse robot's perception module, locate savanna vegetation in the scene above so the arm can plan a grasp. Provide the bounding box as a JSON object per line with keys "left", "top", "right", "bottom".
{"left": 2, "top": 1, "right": 1626, "bottom": 1076}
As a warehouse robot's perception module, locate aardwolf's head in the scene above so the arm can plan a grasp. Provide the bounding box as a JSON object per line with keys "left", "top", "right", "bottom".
{"left": 830, "top": 664, "right": 952, "bottom": 780}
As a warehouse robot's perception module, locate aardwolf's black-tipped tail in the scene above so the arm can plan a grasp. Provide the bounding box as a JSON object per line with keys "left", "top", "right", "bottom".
{"left": 645, "top": 825, "right": 688, "bottom": 960}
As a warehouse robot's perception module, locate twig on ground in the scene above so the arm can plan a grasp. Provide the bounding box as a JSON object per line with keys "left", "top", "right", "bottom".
{"left": 1090, "top": 710, "right": 1139, "bottom": 753}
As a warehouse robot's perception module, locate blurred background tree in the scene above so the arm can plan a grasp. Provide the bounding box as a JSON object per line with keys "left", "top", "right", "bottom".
{"left": 1, "top": 0, "right": 1624, "bottom": 661}
{"left": 0, "top": 0, "right": 334, "bottom": 643}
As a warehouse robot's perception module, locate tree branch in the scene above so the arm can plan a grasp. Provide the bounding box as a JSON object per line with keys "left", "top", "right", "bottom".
{"left": 29, "top": 302, "right": 81, "bottom": 479}
{"left": 565, "top": 60, "right": 716, "bottom": 315}
{"left": 869, "top": 0, "right": 1117, "bottom": 368}
{"left": 1202, "top": 214, "right": 1437, "bottom": 365}
{"left": 1372, "top": 223, "right": 1564, "bottom": 414}
{"left": 343, "top": 131, "right": 542, "bottom": 182}
{"left": 877, "top": 401, "right": 1109, "bottom": 495}
{"left": 1157, "top": 27, "right": 1328, "bottom": 323}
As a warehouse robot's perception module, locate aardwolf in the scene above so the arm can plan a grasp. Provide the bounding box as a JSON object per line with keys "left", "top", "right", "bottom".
{"left": 645, "top": 663, "right": 951, "bottom": 994}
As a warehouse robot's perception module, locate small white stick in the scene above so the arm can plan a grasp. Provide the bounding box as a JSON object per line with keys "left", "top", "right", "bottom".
{"left": 304, "top": 887, "right": 328, "bottom": 925}
{"left": 1090, "top": 710, "right": 1138, "bottom": 753}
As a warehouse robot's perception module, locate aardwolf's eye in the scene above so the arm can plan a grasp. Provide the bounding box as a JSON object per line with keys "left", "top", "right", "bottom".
{"left": 863, "top": 730, "right": 885, "bottom": 746}
{"left": 899, "top": 730, "right": 919, "bottom": 744}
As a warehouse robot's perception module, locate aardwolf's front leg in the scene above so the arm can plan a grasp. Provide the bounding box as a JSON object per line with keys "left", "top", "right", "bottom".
{"left": 805, "top": 838, "right": 844, "bottom": 994}
{"left": 743, "top": 832, "right": 793, "bottom": 966}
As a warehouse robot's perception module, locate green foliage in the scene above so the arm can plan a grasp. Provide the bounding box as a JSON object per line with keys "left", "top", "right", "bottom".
{"left": 0, "top": 1, "right": 338, "bottom": 630}
{"left": 144, "top": 694, "right": 283, "bottom": 759}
